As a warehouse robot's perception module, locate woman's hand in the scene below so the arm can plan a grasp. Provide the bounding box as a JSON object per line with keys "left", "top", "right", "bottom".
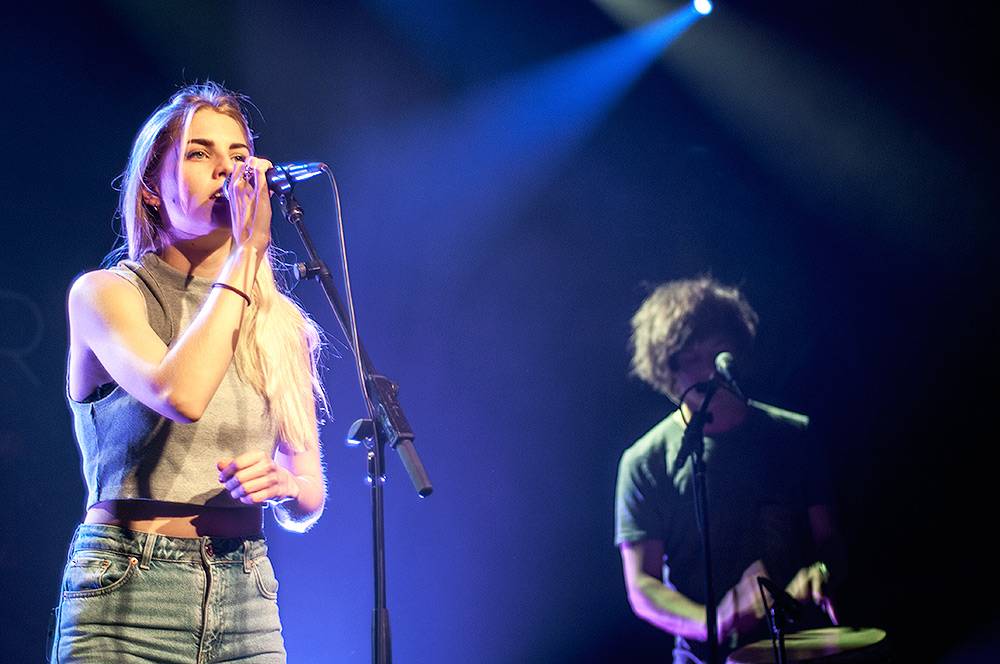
{"left": 217, "top": 450, "right": 300, "bottom": 505}
{"left": 226, "top": 156, "right": 273, "bottom": 256}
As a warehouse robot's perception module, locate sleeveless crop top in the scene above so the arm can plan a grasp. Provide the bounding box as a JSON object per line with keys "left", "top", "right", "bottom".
{"left": 68, "top": 253, "right": 277, "bottom": 509}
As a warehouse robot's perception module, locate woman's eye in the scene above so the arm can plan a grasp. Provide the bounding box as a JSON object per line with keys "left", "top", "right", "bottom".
{"left": 186, "top": 150, "right": 208, "bottom": 159}
{"left": 233, "top": 154, "right": 248, "bottom": 162}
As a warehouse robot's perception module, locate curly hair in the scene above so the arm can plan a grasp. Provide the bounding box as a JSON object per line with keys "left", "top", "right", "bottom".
{"left": 629, "top": 276, "right": 759, "bottom": 399}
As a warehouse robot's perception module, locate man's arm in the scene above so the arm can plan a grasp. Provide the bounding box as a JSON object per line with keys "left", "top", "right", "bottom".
{"left": 620, "top": 539, "right": 708, "bottom": 640}
{"left": 621, "top": 540, "right": 770, "bottom": 642}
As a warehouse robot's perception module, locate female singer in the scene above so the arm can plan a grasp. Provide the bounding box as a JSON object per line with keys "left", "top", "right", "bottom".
{"left": 51, "top": 82, "right": 327, "bottom": 663}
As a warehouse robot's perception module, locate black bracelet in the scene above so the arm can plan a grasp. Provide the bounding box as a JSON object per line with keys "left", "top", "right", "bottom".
{"left": 212, "top": 282, "right": 251, "bottom": 307}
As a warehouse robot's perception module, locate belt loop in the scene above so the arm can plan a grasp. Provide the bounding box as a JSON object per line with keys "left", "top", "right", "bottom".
{"left": 67, "top": 526, "right": 82, "bottom": 561}
{"left": 243, "top": 540, "right": 252, "bottom": 573}
{"left": 140, "top": 532, "right": 157, "bottom": 570}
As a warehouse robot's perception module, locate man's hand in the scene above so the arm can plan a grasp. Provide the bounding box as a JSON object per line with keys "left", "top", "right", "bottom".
{"left": 717, "top": 559, "right": 769, "bottom": 640}
{"left": 785, "top": 561, "right": 838, "bottom": 625}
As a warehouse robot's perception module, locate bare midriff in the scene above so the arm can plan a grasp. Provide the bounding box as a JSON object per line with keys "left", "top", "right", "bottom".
{"left": 85, "top": 500, "right": 264, "bottom": 538}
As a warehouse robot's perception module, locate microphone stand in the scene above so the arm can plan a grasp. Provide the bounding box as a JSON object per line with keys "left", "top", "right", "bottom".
{"left": 278, "top": 190, "right": 433, "bottom": 664}
{"left": 760, "top": 577, "right": 787, "bottom": 664}
{"left": 676, "top": 382, "right": 720, "bottom": 664}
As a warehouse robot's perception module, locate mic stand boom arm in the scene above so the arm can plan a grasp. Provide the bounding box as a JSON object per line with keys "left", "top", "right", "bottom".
{"left": 278, "top": 191, "right": 432, "bottom": 664}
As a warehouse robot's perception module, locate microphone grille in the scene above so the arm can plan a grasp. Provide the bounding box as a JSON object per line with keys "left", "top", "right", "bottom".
{"left": 715, "top": 351, "right": 734, "bottom": 375}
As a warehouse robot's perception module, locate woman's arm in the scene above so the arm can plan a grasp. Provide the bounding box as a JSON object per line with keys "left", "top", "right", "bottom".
{"left": 271, "top": 444, "right": 325, "bottom": 532}
{"left": 70, "top": 156, "right": 273, "bottom": 421}
{"left": 68, "top": 245, "right": 261, "bottom": 422}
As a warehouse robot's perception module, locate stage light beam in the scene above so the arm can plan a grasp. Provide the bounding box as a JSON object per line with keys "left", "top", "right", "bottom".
{"left": 694, "top": 0, "right": 713, "bottom": 16}
{"left": 333, "top": 5, "right": 705, "bottom": 258}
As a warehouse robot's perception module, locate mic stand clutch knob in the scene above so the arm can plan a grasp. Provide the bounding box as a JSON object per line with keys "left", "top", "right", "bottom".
{"left": 293, "top": 262, "right": 322, "bottom": 282}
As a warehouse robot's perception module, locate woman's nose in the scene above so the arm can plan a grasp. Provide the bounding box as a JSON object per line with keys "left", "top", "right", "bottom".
{"left": 217, "top": 160, "right": 234, "bottom": 179}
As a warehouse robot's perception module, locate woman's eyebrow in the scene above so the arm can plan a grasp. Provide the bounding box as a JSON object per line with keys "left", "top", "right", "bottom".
{"left": 187, "top": 138, "right": 250, "bottom": 151}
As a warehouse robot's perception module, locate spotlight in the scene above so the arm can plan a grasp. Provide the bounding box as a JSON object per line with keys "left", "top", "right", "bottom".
{"left": 693, "top": 0, "right": 713, "bottom": 15}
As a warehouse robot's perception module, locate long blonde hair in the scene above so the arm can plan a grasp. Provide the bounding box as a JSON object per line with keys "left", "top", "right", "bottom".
{"left": 113, "top": 81, "right": 327, "bottom": 453}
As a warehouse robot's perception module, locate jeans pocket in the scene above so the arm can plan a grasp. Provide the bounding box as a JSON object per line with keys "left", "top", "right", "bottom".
{"left": 62, "top": 551, "right": 138, "bottom": 599}
{"left": 252, "top": 556, "right": 279, "bottom": 600}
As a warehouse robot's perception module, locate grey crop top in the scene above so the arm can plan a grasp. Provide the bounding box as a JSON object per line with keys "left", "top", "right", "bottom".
{"left": 68, "top": 252, "right": 277, "bottom": 508}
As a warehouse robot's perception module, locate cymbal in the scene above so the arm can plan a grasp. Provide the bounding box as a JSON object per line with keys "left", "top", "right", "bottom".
{"left": 726, "top": 627, "right": 888, "bottom": 663}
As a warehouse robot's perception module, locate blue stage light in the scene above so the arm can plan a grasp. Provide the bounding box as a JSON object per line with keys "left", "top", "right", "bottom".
{"left": 694, "top": 0, "right": 713, "bottom": 16}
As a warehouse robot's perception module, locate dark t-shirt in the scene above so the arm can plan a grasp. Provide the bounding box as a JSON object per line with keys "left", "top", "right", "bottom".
{"left": 615, "top": 403, "right": 830, "bottom": 661}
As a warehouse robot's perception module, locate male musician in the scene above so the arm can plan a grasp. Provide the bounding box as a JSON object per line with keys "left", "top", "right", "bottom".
{"left": 615, "top": 277, "right": 842, "bottom": 663}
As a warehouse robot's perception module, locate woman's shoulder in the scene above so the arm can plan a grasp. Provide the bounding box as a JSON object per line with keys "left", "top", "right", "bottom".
{"left": 69, "top": 258, "right": 175, "bottom": 344}
{"left": 68, "top": 267, "right": 146, "bottom": 319}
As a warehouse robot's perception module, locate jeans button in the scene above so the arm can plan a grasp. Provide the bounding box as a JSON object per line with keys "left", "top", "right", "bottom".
{"left": 205, "top": 542, "right": 214, "bottom": 558}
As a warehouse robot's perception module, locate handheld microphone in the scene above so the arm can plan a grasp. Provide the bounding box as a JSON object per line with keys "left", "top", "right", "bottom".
{"left": 221, "top": 161, "right": 326, "bottom": 198}
{"left": 713, "top": 351, "right": 746, "bottom": 402}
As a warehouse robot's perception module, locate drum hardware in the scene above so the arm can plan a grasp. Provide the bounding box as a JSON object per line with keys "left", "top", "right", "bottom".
{"left": 757, "top": 576, "right": 801, "bottom": 664}
{"left": 725, "top": 627, "right": 890, "bottom": 663}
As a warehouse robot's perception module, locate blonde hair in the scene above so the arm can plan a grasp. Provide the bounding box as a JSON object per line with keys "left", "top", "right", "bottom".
{"left": 114, "top": 81, "right": 327, "bottom": 453}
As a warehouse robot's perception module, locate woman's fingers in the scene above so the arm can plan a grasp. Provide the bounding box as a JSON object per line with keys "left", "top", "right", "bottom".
{"left": 250, "top": 158, "right": 274, "bottom": 181}
{"left": 225, "top": 157, "right": 271, "bottom": 242}
{"left": 218, "top": 450, "right": 267, "bottom": 478}
{"left": 229, "top": 156, "right": 272, "bottom": 251}
{"left": 241, "top": 487, "right": 281, "bottom": 505}
{"left": 217, "top": 452, "right": 296, "bottom": 504}
{"left": 221, "top": 458, "right": 271, "bottom": 485}
{"left": 227, "top": 158, "right": 256, "bottom": 204}
{"left": 225, "top": 469, "right": 278, "bottom": 495}
{"left": 238, "top": 474, "right": 293, "bottom": 505}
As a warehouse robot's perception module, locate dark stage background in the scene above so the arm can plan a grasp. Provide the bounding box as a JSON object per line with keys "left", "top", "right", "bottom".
{"left": 1, "top": 2, "right": 996, "bottom": 662}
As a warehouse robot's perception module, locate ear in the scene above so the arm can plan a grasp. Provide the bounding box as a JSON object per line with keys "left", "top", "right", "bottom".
{"left": 141, "top": 186, "right": 161, "bottom": 210}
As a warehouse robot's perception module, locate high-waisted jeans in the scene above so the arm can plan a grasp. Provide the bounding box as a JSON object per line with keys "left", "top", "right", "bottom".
{"left": 49, "top": 524, "right": 286, "bottom": 663}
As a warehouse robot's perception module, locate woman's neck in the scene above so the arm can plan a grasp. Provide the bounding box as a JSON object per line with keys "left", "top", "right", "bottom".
{"left": 159, "top": 230, "right": 234, "bottom": 279}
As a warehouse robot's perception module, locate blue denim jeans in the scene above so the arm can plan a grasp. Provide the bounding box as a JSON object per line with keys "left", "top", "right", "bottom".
{"left": 50, "top": 524, "right": 286, "bottom": 663}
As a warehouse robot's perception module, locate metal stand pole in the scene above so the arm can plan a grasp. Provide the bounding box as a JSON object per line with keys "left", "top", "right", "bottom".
{"left": 677, "top": 382, "right": 720, "bottom": 664}
{"left": 277, "top": 190, "right": 432, "bottom": 664}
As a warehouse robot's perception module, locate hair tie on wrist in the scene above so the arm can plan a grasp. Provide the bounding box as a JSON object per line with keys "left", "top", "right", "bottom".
{"left": 212, "top": 282, "right": 251, "bottom": 307}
